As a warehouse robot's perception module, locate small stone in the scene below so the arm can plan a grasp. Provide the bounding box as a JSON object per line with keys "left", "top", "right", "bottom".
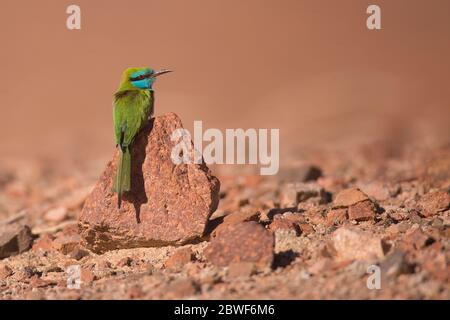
{"left": 96, "top": 260, "right": 112, "bottom": 271}
{"left": 298, "top": 212, "right": 321, "bottom": 226}
{"left": 333, "top": 188, "right": 369, "bottom": 208}
{"left": 44, "top": 206, "right": 67, "bottom": 223}
{"left": 280, "top": 182, "right": 327, "bottom": 208}
{"left": 20, "top": 266, "right": 41, "bottom": 279}
{"left": 53, "top": 234, "right": 81, "bottom": 255}
{"left": 279, "top": 184, "right": 299, "bottom": 208}
{"left": 409, "top": 211, "right": 422, "bottom": 224}
{"left": 69, "top": 247, "right": 90, "bottom": 260}
{"left": 204, "top": 222, "right": 274, "bottom": 270}
{"left": 331, "top": 226, "right": 385, "bottom": 261}
{"left": 117, "top": 257, "right": 133, "bottom": 267}
{"left": 403, "top": 227, "right": 434, "bottom": 250}
{"left": 0, "top": 224, "right": 33, "bottom": 259}
{"left": 298, "top": 223, "right": 315, "bottom": 236}
{"left": 227, "top": 262, "right": 256, "bottom": 278}
{"left": 30, "top": 276, "right": 55, "bottom": 288}
{"left": 45, "top": 265, "right": 63, "bottom": 273}
{"left": 418, "top": 191, "right": 450, "bottom": 217}
{"left": 32, "top": 234, "right": 55, "bottom": 252}
{"left": 326, "top": 208, "right": 348, "bottom": 226}
{"left": 283, "top": 212, "right": 307, "bottom": 223}
{"left": 0, "top": 265, "right": 13, "bottom": 279}
{"left": 298, "top": 183, "right": 328, "bottom": 203}
{"left": 269, "top": 219, "right": 300, "bottom": 235}
{"left": 165, "top": 247, "right": 193, "bottom": 270}
{"left": 387, "top": 208, "right": 409, "bottom": 222}
{"left": 211, "top": 211, "right": 262, "bottom": 237}
{"left": 81, "top": 268, "right": 96, "bottom": 284}
{"left": 79, "top": 113, "right": 220, "bottom": 253}
{"left": 387, "top": 221, "right": 410, "bottom": 234}
{"left": 431, "top": 218, "right": 444, "bottom": 229}
{"left": 348, "top": 200, "right": 376, "bottom": 222}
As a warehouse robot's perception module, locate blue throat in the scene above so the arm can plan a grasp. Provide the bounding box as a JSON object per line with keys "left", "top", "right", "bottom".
{"left": 131, "top": 78, "right": 154, "bottom": 89}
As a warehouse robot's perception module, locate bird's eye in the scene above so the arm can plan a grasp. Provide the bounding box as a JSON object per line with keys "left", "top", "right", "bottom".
{"left": 130, "top": 73, "right": 151, "bottom": 81}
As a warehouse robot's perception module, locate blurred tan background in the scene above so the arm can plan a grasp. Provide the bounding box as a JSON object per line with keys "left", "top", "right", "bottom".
{"left": 1, "top": 0, "right": 449, "bottom": 164}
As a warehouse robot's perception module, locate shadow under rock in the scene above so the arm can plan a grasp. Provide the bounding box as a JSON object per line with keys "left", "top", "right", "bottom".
{"left": 272, "top": 249, "right": 299, "bottom": 269}
{"left": 203, "top": 215, "right": 225, "bottom": 237}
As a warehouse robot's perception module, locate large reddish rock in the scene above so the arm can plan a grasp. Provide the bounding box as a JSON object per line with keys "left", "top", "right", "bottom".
{"left": 79, "top": 113, "right": 220, "bottom": 252}
{"left": 204, "top": 222, "right": 274, "bottom": 270}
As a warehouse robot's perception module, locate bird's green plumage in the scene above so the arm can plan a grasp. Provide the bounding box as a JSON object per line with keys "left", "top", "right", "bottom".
{"left": 113, "top": 89, "right": 153, "bottom": 147}
{"left": 112, "top": 67, "right": 154, "bottom": 208}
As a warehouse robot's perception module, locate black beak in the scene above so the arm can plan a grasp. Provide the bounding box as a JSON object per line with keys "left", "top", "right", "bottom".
{"left": 152, "top": 69, "right": 172, "bottom": 77}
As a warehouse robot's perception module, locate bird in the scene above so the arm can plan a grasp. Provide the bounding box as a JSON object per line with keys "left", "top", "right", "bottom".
{"left": 112, "top": 67, "right": 172, "bottom": 208}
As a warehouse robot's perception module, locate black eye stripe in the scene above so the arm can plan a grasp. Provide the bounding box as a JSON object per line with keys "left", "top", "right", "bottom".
{"left": 130, "top": 73, "right": 152, "bottom": 81}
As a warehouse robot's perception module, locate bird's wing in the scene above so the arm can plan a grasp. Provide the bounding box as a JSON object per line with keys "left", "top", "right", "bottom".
{"left": 123, "top": 114, "right": 142, "bottom": 147}
{"left": 122, "top": 95, "right": 146, "bottom": 146}
{"left": 113, "top": 91, "right": 148, "bottom": 148}
{"left": 113, "top": 101, "right": 124, "bottom": 147}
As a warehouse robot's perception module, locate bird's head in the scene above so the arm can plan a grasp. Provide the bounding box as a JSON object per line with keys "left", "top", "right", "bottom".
{"left": 118, "top": 67, "right": 172, "bottom": 91}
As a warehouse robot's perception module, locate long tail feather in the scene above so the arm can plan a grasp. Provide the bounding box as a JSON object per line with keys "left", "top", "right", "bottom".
{"left": 113, "top": 147, "right": 131, "bottom": 208}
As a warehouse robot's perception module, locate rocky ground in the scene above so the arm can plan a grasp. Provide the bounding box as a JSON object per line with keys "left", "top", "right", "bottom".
{"left": 0, "top": 134, "right": 449, "bottom": 299}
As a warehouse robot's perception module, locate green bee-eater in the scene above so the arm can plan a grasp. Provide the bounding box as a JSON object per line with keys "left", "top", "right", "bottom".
{"left": 113, "top": 67, "right": 171, "bottom": 208}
